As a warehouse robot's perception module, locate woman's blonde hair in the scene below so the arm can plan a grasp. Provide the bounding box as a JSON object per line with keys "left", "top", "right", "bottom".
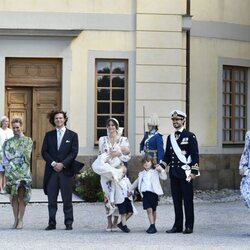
{"left": 0, "top": 116, "right": 8, "bottom": 127}
{"left": 11, "top": 117, "right": 23, "bottom": 126}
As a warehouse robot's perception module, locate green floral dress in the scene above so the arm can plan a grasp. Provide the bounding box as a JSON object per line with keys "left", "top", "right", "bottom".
{"left": 2, "top": 135, "right": 33, "bottom": 204}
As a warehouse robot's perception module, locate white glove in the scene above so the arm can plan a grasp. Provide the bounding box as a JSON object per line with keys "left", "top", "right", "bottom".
{"left": 140, "top": 150, "right": 145, "bottom": 156}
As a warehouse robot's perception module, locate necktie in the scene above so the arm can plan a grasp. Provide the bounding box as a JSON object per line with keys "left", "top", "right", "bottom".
{"left": 57, "top": 129, "right": 62, "bottom": 149}
{"left": 175, "top": 131, "right": 181, "bottom": 140}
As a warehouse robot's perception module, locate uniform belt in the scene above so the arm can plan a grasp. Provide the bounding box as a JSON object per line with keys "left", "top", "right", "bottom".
{"left": 144, "top": 149, "right": 158, "bottom": 153}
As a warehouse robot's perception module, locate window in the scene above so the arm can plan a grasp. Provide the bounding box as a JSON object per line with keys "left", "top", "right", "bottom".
{"left": 223, "top": 66, "right": 248, "bottom": 144}
{"left": 95, "top": 59, "right": 128, "bottom": 144}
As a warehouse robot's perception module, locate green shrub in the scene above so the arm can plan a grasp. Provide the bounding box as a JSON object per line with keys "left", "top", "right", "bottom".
{"left": 74, "top": 168, "right": 104, "bottom": 202}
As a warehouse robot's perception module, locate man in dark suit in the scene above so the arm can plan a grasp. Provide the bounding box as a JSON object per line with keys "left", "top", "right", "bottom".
{"left": 41, "top": 110, "right": 79, "bottom": 230}
{"left": 160, "top": 110, "right": 199, "bottom": 234}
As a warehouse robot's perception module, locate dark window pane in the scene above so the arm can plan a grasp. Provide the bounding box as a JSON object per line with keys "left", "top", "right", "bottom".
{"left": 98, "top": 102, "right": 110, "bottom": 114}
{"left": 112, "top": 76, "right": 124, "bottom": 87}
{"left": 97, "top": 129, "right": 107, "bottom": 139}
{"left": 224, "top": 81, "right": 231, "bottom": 92}
{"left": 97, "top": 76, "right": 110, "bottom": 87}
{"left": 97, "top": 89, "right": 110, "bottom": 100}
{"left": 112, "top": 62, "right": 125, "bottom": 74}
{"left": 112, "top": 103, "right": 124, "bottom": 114}
{"left": 224, "top": 94, "right": 231, "bottom": 104}
{"left": 97, "top": 116, "right": 110, "bottom": 127}
{"left": 112, "top": 89, "right": 124, "bottom": 100}
{"left": 113, "top": 116, "right": 124, "bottom": 128}
{"left": 97, "top": 62, "right": 110, "bottom": 73}
{"left": 240, "top": 131, "right": 245, "bottom": 141}
{"left": 224, "top": 69, "right": 231, "bottom": 80}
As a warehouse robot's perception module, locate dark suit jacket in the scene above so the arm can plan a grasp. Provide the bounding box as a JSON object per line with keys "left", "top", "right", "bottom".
{"left": 41, "top": 128, "right": 79, "bottom": 195}
{"left": 163, "top": 129, "right": 199, "bottom": 179}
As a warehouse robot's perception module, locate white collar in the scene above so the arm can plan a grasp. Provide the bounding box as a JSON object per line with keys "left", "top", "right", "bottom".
{"left": 144, "top": 168, "right": 154, "bottom": 173}
{"left": 57, "top": 127, "right": 66, "bottom": 133}
{"left": 176, "top": 127, "right": 184, "bottom": 133}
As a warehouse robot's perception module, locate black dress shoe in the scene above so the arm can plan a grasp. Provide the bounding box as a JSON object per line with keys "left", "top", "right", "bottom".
{"left": 45, "top": 225, "right": 56, "bottom": 230}
{"left": 117, "top": 223, "right": 130, "bottom": 233}
{"left": 166, "top": 227, "right": 182, "bottom": 233}
{"left": 65, "top": 224, "right": 73, "bottom": 230}
{"left": 121, "top": 225, "right": 130, "bottom": 233}
{"left": 183, "top": 228, "right": 193, "bottom": 234}
{"left": 117, "top": 222, "right": 123, "bottom": 231}
{"left": 146, "top": 225, "right": 157, "bottom": 234}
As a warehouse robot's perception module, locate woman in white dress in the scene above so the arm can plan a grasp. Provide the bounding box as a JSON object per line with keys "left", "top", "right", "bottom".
{"left": 0, "top": 116, "right": 14, "bottom": 193}
{"left": 92, "top": 118, "right": 131, "bottom": 231}
{"left": 239, "top": 131, "right": 250, "bottom": 209}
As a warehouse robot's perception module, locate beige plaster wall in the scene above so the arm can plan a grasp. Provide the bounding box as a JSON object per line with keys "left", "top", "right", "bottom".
{"left": 190, "top": 37, "right": 250, "bottom": 147}
{"left": 137, "top": 0, "right": 186, "bottom": 14}
{"left": 192, "top": 0, "right": 250, "bottom": 25}
{"left": 0, "top": 0, "right": 134, "bottom": 14}
{"left": 135, "top": 0, "right": 187, "bottom": 152}
{"left": 70, "top": 31, "right": 135, "bottom": 147}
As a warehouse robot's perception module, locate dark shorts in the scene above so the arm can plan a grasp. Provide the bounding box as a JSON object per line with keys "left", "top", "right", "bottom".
{"left": 142, "top": 191, "right": 159, "bottom": 211}
{"left": 117, "top": 198, "right": 133, "bottom": 215}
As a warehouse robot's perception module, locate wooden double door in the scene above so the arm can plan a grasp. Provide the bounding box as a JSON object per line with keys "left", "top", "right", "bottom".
{"left": 5, "top": 58, "right": 62, "bottom": 188}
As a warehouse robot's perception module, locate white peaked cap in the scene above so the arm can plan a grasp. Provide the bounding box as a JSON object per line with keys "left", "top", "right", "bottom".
{"left": 147, "top": 113, "right": 160, "bottom": 126}
{"left": 171, "top": 110, "right": 187, "bottom": 119}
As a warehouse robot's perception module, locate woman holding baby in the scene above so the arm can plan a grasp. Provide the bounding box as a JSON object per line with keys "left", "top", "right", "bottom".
{"left": 92, "top": 118, "right": 131, "bottom": 232}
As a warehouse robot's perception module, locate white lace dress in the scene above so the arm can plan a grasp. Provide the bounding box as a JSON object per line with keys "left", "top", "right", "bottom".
{"left": 92, "top": 135, "right": 131, "bottom": 216}
{"left": 239, "top": 131, "right": 250, "bottom": 209}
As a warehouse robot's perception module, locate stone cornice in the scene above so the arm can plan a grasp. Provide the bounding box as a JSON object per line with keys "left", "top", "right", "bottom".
{"left": 0, "top": 28, "right": 82, "bottom": 37}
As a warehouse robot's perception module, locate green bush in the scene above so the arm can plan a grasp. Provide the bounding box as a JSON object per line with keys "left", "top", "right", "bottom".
{"left": 74, "top": 168, "right": 104, "bottom": 202}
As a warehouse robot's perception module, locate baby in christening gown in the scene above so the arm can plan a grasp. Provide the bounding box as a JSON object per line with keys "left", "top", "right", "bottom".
{"left": 92, "top": 146, "right": 130, "bottom": 216}
{"left": 92, "top": 146, "right": 130, "bottom": 182}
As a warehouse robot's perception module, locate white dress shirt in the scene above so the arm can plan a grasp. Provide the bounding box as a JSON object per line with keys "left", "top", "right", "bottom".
{"left": 140, "top": 169, "right": 154, "bottom": 193}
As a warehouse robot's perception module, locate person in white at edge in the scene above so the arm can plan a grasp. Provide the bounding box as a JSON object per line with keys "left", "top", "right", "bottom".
{"left": 0, "top": 116, "right": 14, "bottom": 193}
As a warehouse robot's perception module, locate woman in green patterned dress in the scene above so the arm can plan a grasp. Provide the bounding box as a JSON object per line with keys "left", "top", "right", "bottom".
{"left": 2, "top": 117, "right": 33, "bottom": 229}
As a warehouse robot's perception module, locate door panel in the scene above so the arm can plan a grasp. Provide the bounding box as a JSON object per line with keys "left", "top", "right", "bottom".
{"left": 5, "top": 58, "right": 62, "bottom": 188}
{"left": 6, "top": 58, "right": 62, "bottom": 87}
{"left": 5, "top": 87, "right": 61, "bottom": 188}
{"left": 5, "top": 88, "right": 32, "bottom": 136}
{"left": 32, "top": 87, "right": 61, "bottom": 187}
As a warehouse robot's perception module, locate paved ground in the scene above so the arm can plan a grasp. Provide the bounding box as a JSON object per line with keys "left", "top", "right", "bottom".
{"left": 0, "top": 189, "right": 250, "bottom": 250}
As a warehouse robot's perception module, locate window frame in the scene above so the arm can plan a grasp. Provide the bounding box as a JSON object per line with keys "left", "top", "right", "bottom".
{"left": 94, "top": 59, "right": 128, "bottom": 145}
{"left": 222, "top": 65, "right": 248, "bottom": 145}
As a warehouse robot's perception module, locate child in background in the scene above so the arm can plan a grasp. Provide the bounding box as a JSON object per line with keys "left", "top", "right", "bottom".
{"left": 110, "top": 164, "right": 136, "bottom": 233}
{"left": 129, "top": 155, "right": 167, "bottom": 234}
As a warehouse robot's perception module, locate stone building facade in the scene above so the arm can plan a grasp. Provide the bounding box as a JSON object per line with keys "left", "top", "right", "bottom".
{"left": 0, "top": 0, "right": 249, "bottom": 191}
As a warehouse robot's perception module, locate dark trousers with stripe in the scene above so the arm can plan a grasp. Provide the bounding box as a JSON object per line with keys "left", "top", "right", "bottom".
{"left": 47, "top": 171, "right": 73, "bottom": 226}
{"left": 170, "top": 176, "right": 194, "bottom": 230}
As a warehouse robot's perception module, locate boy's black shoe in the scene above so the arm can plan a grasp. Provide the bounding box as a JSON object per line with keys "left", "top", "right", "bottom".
{"left": 121, "top": 225, "right": 130, "bottom": 233}
{"left": 146, "top": 224, "right": 157, "bottom": 234}
{"left": 117, "top": 222, "right": 130, "bottom": 233}
{"left": 117, "top": 222, "right": 123, "bottom": 231}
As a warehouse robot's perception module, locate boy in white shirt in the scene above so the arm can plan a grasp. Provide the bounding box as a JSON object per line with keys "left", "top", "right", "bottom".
{"left": 110, "top": 164, "right": 135, "bottom": 233}
{"left": 130, "top": 155, "right": 167, "bottom": 233}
